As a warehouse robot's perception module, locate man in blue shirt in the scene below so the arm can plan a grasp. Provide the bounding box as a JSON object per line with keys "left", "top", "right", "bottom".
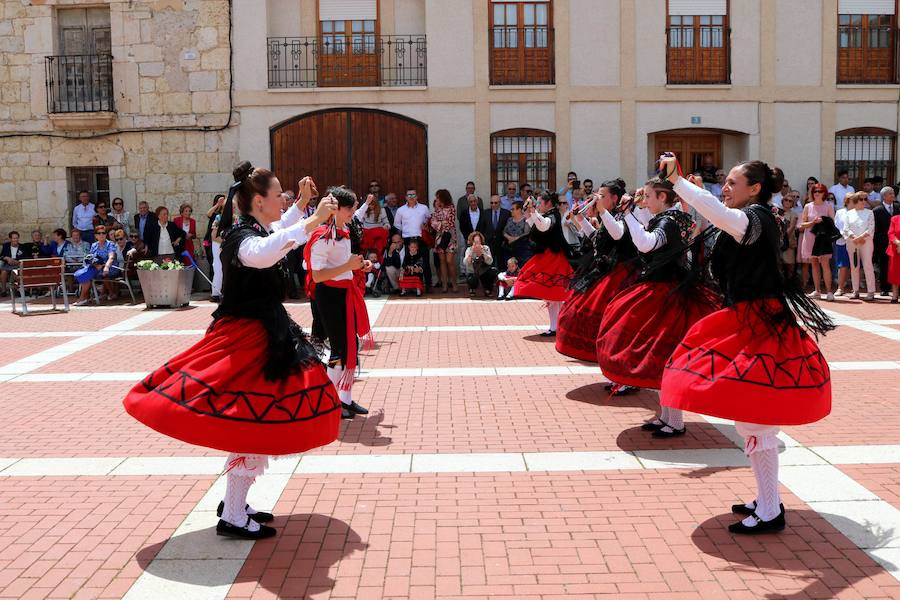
{"left": 500, "top": 183, "right": 520, "bottom": 211}
{"left": 71, "top": 190, "right": 96, "bottom": 243}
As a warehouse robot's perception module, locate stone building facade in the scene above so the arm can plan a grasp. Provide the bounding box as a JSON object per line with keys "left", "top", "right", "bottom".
{"left": 4, "top": 0, "right": 900, "bottom": 235}
{"left": 0, "top": 0, "right": 236, "bottom": 236}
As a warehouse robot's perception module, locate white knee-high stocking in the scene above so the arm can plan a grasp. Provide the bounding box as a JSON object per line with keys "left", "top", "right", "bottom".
{"left": 327, "top": 364, "right": 352, "bottom": 406}
{"left": 222, "top": 472, "right": 259, "bottom": 531}
{"left": 746, "top": 448, "right": 781, "bottom": 523}
{"left": 548, "top": 301, "right": 561, "bottom": 331}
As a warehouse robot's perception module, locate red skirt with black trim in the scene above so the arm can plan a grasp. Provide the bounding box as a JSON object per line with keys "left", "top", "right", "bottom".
{"left": 661, "top": 299, "right": 831, "bottom": 425}
{"left": 399, "top": 275, "right": 424, "bottom": 290}
{"left": 556, "top": 263, "right": 639, "bottom": 361}
{"left": 513, "top": 251, "right": 573, "bottom": 302}
{"left": 123, "top": 318, "right": 341, "bottom": 455}
{"left": 596, "top": 281, "right": 720, "bottom": 389}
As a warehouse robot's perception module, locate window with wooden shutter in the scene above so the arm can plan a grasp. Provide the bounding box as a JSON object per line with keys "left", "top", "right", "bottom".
{"left": 837, "top": 1, "right": 898, "bottom": 83}
{"left": 666, "top": 0, "right": 730, "bottom": 84}
{"left": 317, "top": 0, "right": 379, "bottom": 86}
{"left": 489, "top": 1, "right": 555, "bottom": 85}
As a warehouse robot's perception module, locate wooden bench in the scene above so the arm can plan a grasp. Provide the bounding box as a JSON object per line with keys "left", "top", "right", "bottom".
{"left": 11, "top": 257, "right": 69, "bottom": 315}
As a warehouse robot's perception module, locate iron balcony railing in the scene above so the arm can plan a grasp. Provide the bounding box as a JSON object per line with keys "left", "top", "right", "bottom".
{"left": 267, "top": 35, "right": 427, "bottom": 88}
{"left": 45, "top": 54, "right": 114, "bottom": 113}
{"left": 488, "top": 26, "right": 555, "bottom": 85}
{"left": 666, "top": 25, "right": 731, "bottom": 84}
{"left": 837, "top": 25, "right": 900, "bottom": 84}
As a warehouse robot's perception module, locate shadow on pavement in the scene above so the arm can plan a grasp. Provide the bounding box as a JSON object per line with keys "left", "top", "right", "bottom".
{"left": 136, "top": 514, "right": 366, "bottom": 598}
{"left": 692, "top": 509, "right": 896, "bottom": 599}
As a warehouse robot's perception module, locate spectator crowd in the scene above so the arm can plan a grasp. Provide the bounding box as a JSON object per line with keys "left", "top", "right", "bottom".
{"left": 4, "top": 161, "right": 900, "bottom": 305}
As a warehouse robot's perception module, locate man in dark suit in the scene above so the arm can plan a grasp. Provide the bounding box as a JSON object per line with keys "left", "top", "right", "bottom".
{"left": 874, "top": 186, "right": 900, "bottom": 295}
{"left": 142, "top": 206, "right": 186, "bottom": 258}
{"left": 483, "top": 194, "right": 511, "bottom": 265}
{"left": 458, "top": 193, "right": 488, "bottom": 244}
{"left": 133, "top": 201, "right": 152, "bottom": 241}
{"left": 456, "top": 181, "right": 483, "bottom": 218}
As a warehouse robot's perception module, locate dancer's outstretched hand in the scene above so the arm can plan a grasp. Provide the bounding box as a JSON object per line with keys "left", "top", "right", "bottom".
{"left": 315, "top": 194, "right": 338, "bottom": 219}
{"left": 658, "top": 153, "right": 679, "bottom": 184}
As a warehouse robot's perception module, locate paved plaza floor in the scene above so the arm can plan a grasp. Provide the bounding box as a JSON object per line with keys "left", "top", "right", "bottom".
{"left": 1, "top": 295, "right": 899, "bottom": 599}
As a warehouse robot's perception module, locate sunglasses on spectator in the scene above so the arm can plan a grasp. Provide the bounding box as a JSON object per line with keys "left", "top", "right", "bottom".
{"left": 490, "top": 201, "right": 500, "bottom": 206}
{"left": 115, "top": 235, "right": 125, "bottom": 241}
{"left": 406, "top": 193, "right": 416, "bottom": 197}
{"left": 113, "top": 202, "right": 123, "bottom": 206}
{"left": 129, "top": 234, "right": 139, "bottom": 239}
{"left": 96, "top": 231, "right": 107, "bottom": 235}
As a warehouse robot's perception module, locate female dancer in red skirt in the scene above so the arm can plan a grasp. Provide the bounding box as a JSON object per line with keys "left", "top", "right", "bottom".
{"left": 659, "top": 155, "right": 834, "bottom": 534}
{"left": 124, "top": 164, "right": 342, "bottom": 540}
{"left": 596, "top": 178, "right": 719, "bottom": 437}
{"left": 556, "top": 179, "right": 639, "bottom": 369}
{"left": 514, "top": 191, "right": 574, "bottom": 336}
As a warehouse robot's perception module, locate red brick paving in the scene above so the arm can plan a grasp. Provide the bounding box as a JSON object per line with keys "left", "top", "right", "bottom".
{"left": 0, "top": 309, "right": 134, "bottom": 333}
{"left": 363, "top": 331, "right": 588, "bottom": 369}
{"left": 33, "top": 334, "right": 203, "bottom": 373}
{"left": 0, "top": 476, "right": 212, "bottom": 600}
{"left": 838, "top": 465, "right": 900, "bottom": 511}
{"left": 0, "top": 337, "right": 77, "bottom": 368}
{"left": 0, "top": 376, "right": 734, "bottom": 459}
{"left": 824, "top": 298, "right": 900, "bottom": 320}
{"left": 1, "top": 297, "right": 899, "bottom": 598}
{"left": 324, "top": 377, "right": 735, "bottom": 455}
{"left": 375, "top": 301, "right": 549, "bottom": 327}
{"left": 226, "top": 470, "right": 900, "bottom": 599}
{"left": 784, "top": 370, "right": 900, "bottom": 447}
{"left": 0, "top": 382, "right": 220, "bottom": 458}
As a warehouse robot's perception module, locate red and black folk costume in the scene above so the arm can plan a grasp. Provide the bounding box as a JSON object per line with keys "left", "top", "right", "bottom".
{"left": 514, "top": 202, "right": 574, "bottom": 334}
{"left": 556, "top": 209, "right": 639, "bottom": 361}
{"left": 661, "top": 176, "right": 834, "bottom": 534}
{"left": 305, "top": 222, "right": 373, "bottom": 420}
{"left": 124, "top": 195, "right": 340, "bottom": 539}
{"left": 597, "top": 208, "right": 718, "bottom": 389}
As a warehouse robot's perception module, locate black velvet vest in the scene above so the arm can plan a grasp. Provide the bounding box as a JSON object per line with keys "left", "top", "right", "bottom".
{"left": 711, "top": 203, "right": 783, "bottom": 305}
{"left": 213, "top": 218, "right": 316, "bottom": 380}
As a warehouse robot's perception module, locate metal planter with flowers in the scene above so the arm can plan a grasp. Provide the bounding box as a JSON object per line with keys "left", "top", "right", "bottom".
{"left": 135, "top": 259, "right": 194, "bottom": 308}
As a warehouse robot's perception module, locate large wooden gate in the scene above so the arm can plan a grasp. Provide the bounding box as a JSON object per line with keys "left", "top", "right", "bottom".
{"left": 271, "top": 109, "right": 428, "bottom": 201}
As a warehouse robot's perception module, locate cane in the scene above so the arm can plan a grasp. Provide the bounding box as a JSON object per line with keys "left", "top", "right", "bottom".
{"left": 181, "top": 251, "right": 214, "bottom": 287}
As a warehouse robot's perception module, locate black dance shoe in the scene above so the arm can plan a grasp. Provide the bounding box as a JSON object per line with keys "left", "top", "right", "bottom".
{"left": 611, "top": 385, "right": 639, "bottom": 396}
{"left": 651, "top": 426, "right": 686, "bottom": 438}
{"left": 640, "top": 420, "right": 666, "bottom": 432}
{"left": 217, "top": 501, "right": 274, "bottom": 524}
{"left": 216, "top": 517, "right": 277, "bottom": 540}
{"left": 341, "top": 406, "right": 355, "bottom": 419}
{"left": 728, "top": 508, "right": 786, "bottom": 535}
{"left": 347, "top": 401, "right": 369, "bottom": 415}
{"left": 538, "top": 330, "right": 557, "bottom": 337}
{"left": 731, "top": 501, "right": 783, "bottom": 516}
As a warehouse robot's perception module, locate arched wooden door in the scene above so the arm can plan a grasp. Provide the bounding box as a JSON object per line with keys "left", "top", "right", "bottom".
{"left": 271, "top": 109, "right": 428, "bottom": 201}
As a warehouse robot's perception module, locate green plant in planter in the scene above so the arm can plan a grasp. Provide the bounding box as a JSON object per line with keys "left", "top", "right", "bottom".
{"left": 136, "top": 259, "right": 185, "bottom": 271}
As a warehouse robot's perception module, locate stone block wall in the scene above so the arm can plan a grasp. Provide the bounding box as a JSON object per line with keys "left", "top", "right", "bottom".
{"left": 0, "top": 0, "right": 237, "bottom": 236}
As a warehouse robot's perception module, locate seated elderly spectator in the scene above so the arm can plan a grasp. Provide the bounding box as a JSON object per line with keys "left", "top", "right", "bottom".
{"left": 64, "top": 229, "right": 91, "bottom": 270}
{"left": 1, "top": 231, "right": 25, "bottom": 295}
{"left": 49, "top": 228, "right": 72, "bottom": 259}
{"left": 23, "top": 230, "right": 53, "bottom": 259}
{"left": 73, "top": 226, "right": 118, "bottom": 306}
{"left": 463, "top": 231, "right": 497, "bottom": 297}
{"left": 143, "top": 206, "right": 186, "bottom": 260}
{"left": 384, "top": 233, "right": 405, "bottom": 293}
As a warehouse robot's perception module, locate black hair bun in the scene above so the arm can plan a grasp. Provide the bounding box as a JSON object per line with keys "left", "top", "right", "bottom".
{"left": 233, "top": 160, "right": 253, "bottom": 183}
